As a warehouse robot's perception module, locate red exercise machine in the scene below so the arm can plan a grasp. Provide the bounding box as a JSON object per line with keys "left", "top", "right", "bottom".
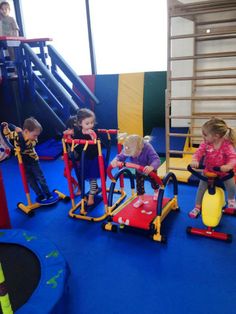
{"left": 103, "top": 161, "right": 179, "bottom": 243}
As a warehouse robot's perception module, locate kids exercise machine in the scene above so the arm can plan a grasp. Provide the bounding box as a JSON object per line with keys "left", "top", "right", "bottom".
{"left": 63, "top": 129, "right": 125, "bottom": 222}
{"left": 186, "top": 165, "right": 234, "bottom": 242}
{"left": 1, "top": 123, "right": 69, "bottom": 215}
{"left": 103, "top": 161, "right": 179, "bottom": 243}
{"left": 0, "top": 126, "right": 12, "bottom": 228}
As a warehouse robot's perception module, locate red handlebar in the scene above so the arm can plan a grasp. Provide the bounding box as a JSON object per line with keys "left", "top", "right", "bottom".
{"left": 107, "top": 162, "right": 163, "bottom": 185}
{"left": 97, "top": 129, "right": 118, "bottom": 135}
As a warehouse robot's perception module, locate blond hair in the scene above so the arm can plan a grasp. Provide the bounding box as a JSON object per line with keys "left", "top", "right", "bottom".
{"left": 118, "top": 133, "right": 151, "bottom": 157}
{"left": 203, "top": 118, "right": 236, "bottom": 148}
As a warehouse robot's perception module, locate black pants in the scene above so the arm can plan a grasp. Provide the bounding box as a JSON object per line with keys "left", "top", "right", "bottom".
{"left": 136, "top": 171, "right": 159, "bottom": 196}
{"left": 24, "top": 159, "right": 50, "bottom": 196}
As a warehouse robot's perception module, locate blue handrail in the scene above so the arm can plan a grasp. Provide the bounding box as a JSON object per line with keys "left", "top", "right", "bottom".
{"left": 48, "top": 44, "right": 99, "bottom": 106}
{"left": 22, "top": 43, "right": 79, "bottom": 113}
{"left": 1, "top": 38, "right": 100, "bottom": 134}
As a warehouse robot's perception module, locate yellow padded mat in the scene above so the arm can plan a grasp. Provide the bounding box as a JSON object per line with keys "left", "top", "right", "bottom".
{"left": 117, "top": 73, "right": 144, "bottom": 136}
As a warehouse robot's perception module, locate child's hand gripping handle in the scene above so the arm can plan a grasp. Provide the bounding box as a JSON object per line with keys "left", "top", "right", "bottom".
{"left": 107, "top": 161, "right": 124, "bottom": 180}
{"left": 108, "top": 161, "right": 163, "bottom": 186}
{"left": 212, "top": 167, "right": 234, "bottom": 182}
{"left": 187, "top": 164, "right": 208, "bottom": 182}
{"left": 188, "top": 164, "right": 234, "bottom": 183}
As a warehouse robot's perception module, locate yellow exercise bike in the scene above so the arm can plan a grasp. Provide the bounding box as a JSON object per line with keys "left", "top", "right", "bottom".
{"left": 186, "top": 165, "right": 234, "bottom": 242}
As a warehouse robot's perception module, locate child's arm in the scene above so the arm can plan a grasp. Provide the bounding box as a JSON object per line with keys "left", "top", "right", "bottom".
{"left": 190, "top": 142, "right": 206, "bottom": 168}
{"left": 146, "top": 143, "right": 161, "bottom": 173}
{"left": 220, "top": 143, "right": 236, "bottom": 172}
{"left": 190, "top": 159, "right": 200, "bottom": 169}
{"left": 15, "top": 126, "right": 22, "bottom": 132}
{"left": 220, "top": 164, "right": 234, "bottom": 172}
{"left": 111, "top": 151, "right": 127, "bottom": 167}
{"left": 63, "top": 129, "right": 74, "bottom": 136}
{"left": 11, "top": 17, "right": 19, "bottom": 36}
{"left": 1, "top": 122, "right": 15, "bottom": 140}
{"left": 111, "top": 158, "right": 120, "bottom": 168}
{"left": 88, "top": 129, "right": 97, "bottom": 140}
{"left": 143, "top": 165, "right": 154, "bottom": 175}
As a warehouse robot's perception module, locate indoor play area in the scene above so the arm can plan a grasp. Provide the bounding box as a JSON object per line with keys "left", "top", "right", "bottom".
{"left": 1, "top": 1, "right": 236, "bottom": 314}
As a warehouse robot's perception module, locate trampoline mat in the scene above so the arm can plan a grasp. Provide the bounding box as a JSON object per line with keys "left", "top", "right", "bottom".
{"left": 0, "top": 243, "right": 41, "bottom": 313}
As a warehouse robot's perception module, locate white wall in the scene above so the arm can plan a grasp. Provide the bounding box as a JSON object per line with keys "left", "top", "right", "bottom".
{"left": 170, "top": 1, "right": 236, "bottom": 136}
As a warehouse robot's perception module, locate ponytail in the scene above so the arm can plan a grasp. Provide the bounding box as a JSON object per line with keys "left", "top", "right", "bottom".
{"left": 227, "top": 127, "right": 236, "bottom": 148}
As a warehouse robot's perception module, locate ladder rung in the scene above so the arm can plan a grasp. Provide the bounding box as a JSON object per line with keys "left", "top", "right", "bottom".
{"left": 171, "top": 29, "right": 236, "bottom": 40}
{"left": 170, "top": 96, "right": 236, "bottom": 100}
{"left": 170, "top": 74, "right": 236, "bottom": 80}
{"left": 169, "top": 150, "right": 193, "bottom": 155}
{"left": 170, "top": 51, "right": 236, "bottom": 61}
{"left": 168, "top": 133, "right": 201, "bottom": 138}
{"left": 168, "top": 115, "right": 236, "bottom": 120}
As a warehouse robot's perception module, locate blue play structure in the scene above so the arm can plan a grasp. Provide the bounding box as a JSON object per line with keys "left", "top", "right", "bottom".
{"left": 0, "top": 37, "right": 99, "bottom": 140}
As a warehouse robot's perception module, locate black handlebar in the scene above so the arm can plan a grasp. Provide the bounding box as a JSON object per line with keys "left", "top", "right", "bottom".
{"left": 187, "top": 165, "right": 234, "bottom": 183}
{"left": 187, "top": 165, "right": 207, "bottom": 182}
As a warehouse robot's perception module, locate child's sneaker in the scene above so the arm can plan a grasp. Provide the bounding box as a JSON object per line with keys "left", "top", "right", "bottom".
{"left": 153, "top": 190, "right": 159, "bottom": 201}
{"left": 37, "top": 194, "right": 47, "bottom": 202}
{"left": 228, "top": 199, "right": 236, "bottom": 208}
{"left": 188, "top": 207, "right": 201, "bottom": 218}
{"left": 46, "top": 193, "right": 54, "bottom": 200}
{"left": 133, "top": 198, "right": 149, "bottom": 208}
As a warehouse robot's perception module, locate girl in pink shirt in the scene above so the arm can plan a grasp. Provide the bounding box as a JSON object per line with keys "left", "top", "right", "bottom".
{"left": 189, "top": 118, "right": 236, "bottom": 218}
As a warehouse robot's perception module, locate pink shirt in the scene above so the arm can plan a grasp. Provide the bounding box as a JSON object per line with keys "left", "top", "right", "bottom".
{"left": 193, "top": 139, "right": 236, "bottom": 176}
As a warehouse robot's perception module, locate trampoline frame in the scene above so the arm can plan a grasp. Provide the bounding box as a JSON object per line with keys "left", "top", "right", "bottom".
{"left": 0, "top": 229, "right": 69, "bottom": 314}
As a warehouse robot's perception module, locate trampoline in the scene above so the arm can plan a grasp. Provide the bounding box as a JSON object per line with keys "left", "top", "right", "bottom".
{"left": 0, "top": 229, "right": 69, "bottom": 314}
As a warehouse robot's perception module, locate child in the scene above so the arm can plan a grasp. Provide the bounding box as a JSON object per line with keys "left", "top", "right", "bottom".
{"left": 111, "top": 134, "right": 161, "bottom": 208}
{"left": 0, "top": 1, "right": 19, "bottom": 36}
{"left": 189, "top": 118, "right": 236, "bottom": 218}
{"left": 65, "top": 108, "right": 99, "bottom": 206}
{"left": 63, "top": 115, "right": 81, "bottom": 196}
{"left": 2, "top": 117, "right": 53, "bottom": 201}
{"left": 0, "top": 1, "right": 19, "bottom": 74}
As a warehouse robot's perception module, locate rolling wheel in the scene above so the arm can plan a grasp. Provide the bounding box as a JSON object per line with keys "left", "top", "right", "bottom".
{"left": 161, "top": 235, "right": 167, "bottom": 244}
{"left": 101, "top": 222, "right": 106, "bottom": 230}
{"left": 149, "top": 223, "right": 156, "bottom": 233}
{"left": 63, "top": 196, "right": 71, "bottom": 202}
{"left": 226, "top": 234, "right": 232, "bottom": 243}
{"left": 27, "top": 210, "right": 35, "bottom": 217}
{"left": 102, "top": 222, "right": 112, "bottom": 231}
{"left": 69, "top": 215, "right": 77, "bottom": 219}
{"left": 107, "top": 216, "right": 113, "bottom": 222}
{"left": 111, "top": 225, "right": 118, "bottom": 232}
{"left": 17, "top": 202, "right": 23, "bottom": 208}
{"left": 186, "top": 226, "right": 193, "bottom": 234}
{"left": 17, "top": 202, "right": 34, "bottom": 216}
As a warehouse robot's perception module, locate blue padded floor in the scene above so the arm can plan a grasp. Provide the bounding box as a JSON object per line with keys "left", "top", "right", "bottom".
{"left": 1, "top": 149, "right": 236, "bottom": 314}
